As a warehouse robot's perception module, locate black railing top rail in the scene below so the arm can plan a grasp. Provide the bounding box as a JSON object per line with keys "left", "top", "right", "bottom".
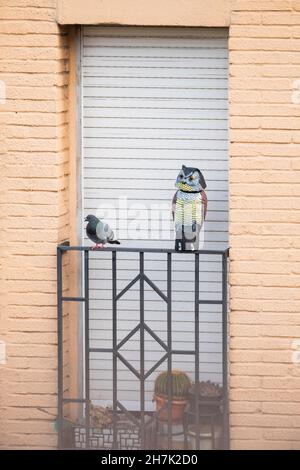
{"left": 58, "top": 243, "right": 230, "bottom": 256}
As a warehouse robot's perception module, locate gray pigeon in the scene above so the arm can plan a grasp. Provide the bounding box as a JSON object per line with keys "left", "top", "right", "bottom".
{"left": 85, "top": 214, "right": 120, "bottom": 249}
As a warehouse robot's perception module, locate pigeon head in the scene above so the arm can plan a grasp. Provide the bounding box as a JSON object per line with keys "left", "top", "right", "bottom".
{"left": 84, "top": 214, "right": 99, "bottom": 224}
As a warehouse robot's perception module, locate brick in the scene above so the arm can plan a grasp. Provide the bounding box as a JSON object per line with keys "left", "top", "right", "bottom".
{"left": 262, "top": 402, "right": 300, "bottom": 414}
{"left": 5, "top": 393, "right": 57, "bottom": 408}
{"left": 230, "top": 25, "right": 292, "bottom": 38}
{"left": 8, "top": 344, "right": 56, "bottom": 358}
{"left": 231, "top": 210, "right": 300, "bottom": 224}
{"left": 262, "top": 63, "right": 300, "bottom": 77}
{"left": 231, "top": 439, "right": 292, "bottom": 450}
{"left": 4, "top": 421, "right": 56, "bottom": 435}
{"left": 7, "top": 319, "right": 57, "bottom": 332}
{"left": 262, "top": 12, "right": 300, "bottom": 25}
{"left": 230, "top": 50, "right": 297, "bottom": 64}
{"left": 0, "top": 60, "right": 66, "bottom": 74}
{"left": 230, "top": 376, "right": 262, "bottom": 389}
{"left": 1, "top": 407, "right": 56, "bottom": 421}
{"left": 231, "top": 389, "right": 300, "bottom": 403}
{"left": 231, "top": 299, "right": 300, "bottom": 313}
{"left": 231, "top": 427, "right": 264, "bottom": 440}
{"left": 231, "top": 414, "right": 292, "bottom": 428}
{"left": 264, "top": 428, "right": 300, "bottom": 441}
{"left": 0, "top": 20, "right": 59, "bottom": 35}
{"left": 231, "top": 103, "right": 300, "bottom": 117}
{"left": 230, "top": 77, "right": 292, "bottom": 91}
{"left": 7, "top": 280, "right": 57, "bottom": 294}
{"left": 230, "top": 37, "right": 300, "bottom": 51}
{"left": 1, "top": 46, "right": 68, "bottom": 61}
{"left": 230, "top": 337, "right": 292, "bottom": 350}
{"left": 0, "top": 7, "right": 55, "bottom": 21}
{"left": 230, "top": 182, "right": 300, "bottom": 197}
{"left": 230, "top": 129, "right": 292, "bottom": 143}
{"left": 231, "top": 157, "right": 291, "bottom": 170}
{"left": 0, "top": 33, "right": 66, "bottom": 48}
{"left": 231, "top": 169, "right": 300, "bottom": 183}
{"left": 263, "top": 377, "right": 300, "bottom": 389}
{"left": 232, "top": 308, "right": 299, "bottom": 326}
{"left": 230, "top": 401, "right": 262, "bottom": 414}
{"left": 232, "top": 348, "right": 293, "bottom": 364}
{"left": 231, "top": 12, "right": 262, "bottom": 25}
{"left": 5, "top": 382, "right": 57, "bottom": 396}
{"left": 234, "top": 0, "right": 292, "bottom": 10}
{"left": 0, "top": 433, "right": 57, "bottom": 448}
{"left": 230, "top": 142, "right": 300, "bottom": 157}
{"left": 230, "top": 116, "right": 260, "bottom": 129}
{"left": 230, "top": 260, "right": 292, "bottom": 275}
{"left": 230, "top": 197, "right": 299, "bottom": 211}
{"left": 230, "top": 248, "right": 300, "bottom": 262}
{"left": 230, "top": 363, "right": 292, "bottom": 377}
{"left": 230, "top": 236, "right": 295, "bottom": 250}
{"left": 4, "top": 1, "right": 56, "bottom": 8}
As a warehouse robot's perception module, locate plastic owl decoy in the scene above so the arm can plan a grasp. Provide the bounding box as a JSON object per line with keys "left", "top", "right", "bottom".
{"left": 172, "top": 165, "right": 207, "bottom": 251}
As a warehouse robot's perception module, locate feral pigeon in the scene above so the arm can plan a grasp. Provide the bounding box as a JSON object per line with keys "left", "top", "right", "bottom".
{"left": 85, "top": 214, "right": 120, "bottom": 249}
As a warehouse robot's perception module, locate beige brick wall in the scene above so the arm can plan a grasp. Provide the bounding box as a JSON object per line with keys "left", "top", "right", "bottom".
{"left": 230, "top": 0, "right": 300, "bottom": 450}
{"left": 0, "top": 1, "right": 69, "bottom": 449}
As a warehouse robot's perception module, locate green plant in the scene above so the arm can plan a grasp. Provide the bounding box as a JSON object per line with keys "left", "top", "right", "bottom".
{"left": 154, "top": 370, "right": 191, "bottom": 400}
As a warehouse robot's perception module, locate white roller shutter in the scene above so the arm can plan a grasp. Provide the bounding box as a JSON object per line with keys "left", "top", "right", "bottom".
{"left": 81, "top": 26, "right": 229, "bottom": 410}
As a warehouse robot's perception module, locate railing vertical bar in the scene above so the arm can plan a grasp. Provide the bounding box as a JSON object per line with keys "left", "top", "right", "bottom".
{"left": 167, "top": 252, "right": 172, "bottom": 449}
{"left": 57, "top": 247, "right": 63, "bottom": 449}
{"left": 112, "top": 251, "right": 118, "bottom": 450}
{"left": 211, "top": 415, "right": 215, "bottom": 450}
{"left": 194, "top": 252, "right": 200, "bottom": 450}
{"left": 140, "top": 252, "right": 145, "bottom": 449}
{"left": 84, "top": 250, "right": 90, "bottom": 449}
{"left": 222, "top": 252, "right": 229, "bottom": 450}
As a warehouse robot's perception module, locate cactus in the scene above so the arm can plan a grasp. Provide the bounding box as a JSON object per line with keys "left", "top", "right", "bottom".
{"left": 154, "top": 370, "right": 191, "bottom": 400}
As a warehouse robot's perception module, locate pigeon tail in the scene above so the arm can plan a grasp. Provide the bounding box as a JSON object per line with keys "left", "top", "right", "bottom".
{"left": 108, "top": 240, "right": 121, "bottom": 245}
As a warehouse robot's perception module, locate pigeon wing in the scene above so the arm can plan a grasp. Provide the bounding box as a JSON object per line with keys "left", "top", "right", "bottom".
{"left": 86, "top": 222, "right": 100, "bottom": 244}
{"left": 104, "top": 223, "right": 115, "bottom": 241}
{"left": 95, "top": 221, "right": 107, "bottom": 243}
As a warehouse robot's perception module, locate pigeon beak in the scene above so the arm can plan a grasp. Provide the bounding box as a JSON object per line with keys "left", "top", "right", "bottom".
{"left": 84, "top": 217, "right": 88, "bottom": 222}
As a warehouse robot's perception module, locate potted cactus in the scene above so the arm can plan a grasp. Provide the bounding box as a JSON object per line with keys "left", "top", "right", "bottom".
{"left": 153, "top": 370, "right": 191, "bottom": 422}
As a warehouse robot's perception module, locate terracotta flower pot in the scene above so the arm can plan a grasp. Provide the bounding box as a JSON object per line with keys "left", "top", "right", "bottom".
{"left": 154, "top": 393, "right": 187, "bottom": 422}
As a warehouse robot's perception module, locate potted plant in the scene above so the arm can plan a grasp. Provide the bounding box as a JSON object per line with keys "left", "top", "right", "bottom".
{"left": 186, "top": 381, "right": 223, "bottom": 450}
{"left": 153, "top": 370, "right": 191, "bottom": 422}
{"left": 188, "top": 381, "right": 223, "bottom": 415}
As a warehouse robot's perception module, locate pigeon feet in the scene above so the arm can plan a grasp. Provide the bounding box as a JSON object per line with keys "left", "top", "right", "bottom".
{"left": 92, "top": 243, "right": 104, "bottom": 250}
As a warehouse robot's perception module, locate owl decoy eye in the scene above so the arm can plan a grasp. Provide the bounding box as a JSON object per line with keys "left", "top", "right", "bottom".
{"left": 189, "top": 175, "right": 194, "bottom": 181}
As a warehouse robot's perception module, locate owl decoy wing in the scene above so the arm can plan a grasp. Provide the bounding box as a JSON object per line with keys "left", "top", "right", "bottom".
{"left": 172, "top": 191, "right": 178, "bottom": 221}
{"left": 201, "top": 190, "right": 208, "bottom": 220}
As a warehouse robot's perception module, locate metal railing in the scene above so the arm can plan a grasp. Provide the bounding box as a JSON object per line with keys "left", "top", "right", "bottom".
{"left": 57, "top": 244, "right": 230, "bottom": 450}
